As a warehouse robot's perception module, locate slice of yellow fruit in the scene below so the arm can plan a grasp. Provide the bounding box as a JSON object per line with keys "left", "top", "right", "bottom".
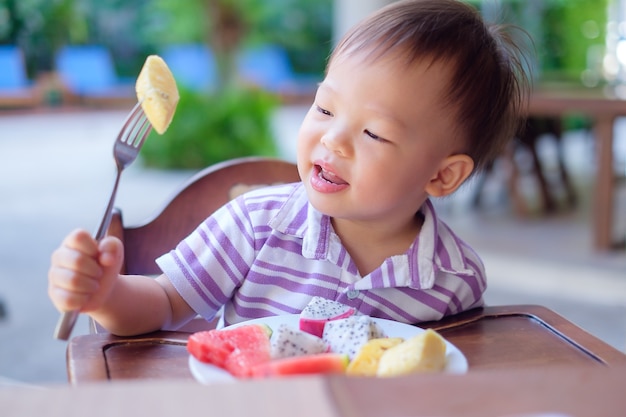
{"left": 135, "top": 55, "right": 179, "bottom": 134}
{"left": 346, "top": 337, "right": 404, "bottom": 376}
{"left": 377, "top": 329, "right": 447, "bottom": 377}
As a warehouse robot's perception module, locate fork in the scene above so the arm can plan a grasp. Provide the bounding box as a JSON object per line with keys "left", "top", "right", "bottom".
{"left": 54, "top": 102, "right": 153, "bottom": 340}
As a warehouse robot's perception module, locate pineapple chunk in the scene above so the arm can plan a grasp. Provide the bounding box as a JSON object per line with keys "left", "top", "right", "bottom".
{"left": 346, "top": 337, "right": 404, "bottom": 376}
{"left": 135, "top": 55, "right": 179, "bottom": 134}
{"left": 377, "top": 329, "right": 447, "bottom": 377}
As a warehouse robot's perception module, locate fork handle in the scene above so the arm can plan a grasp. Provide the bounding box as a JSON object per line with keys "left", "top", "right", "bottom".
{"left": 53, "top": 170, "right": 122, "bottom": 340}
{"left": 94, "top": 169, "right": 122, "bottom": 240}
{"left": 54, "top": 311, "right": 79, "bottom": 340}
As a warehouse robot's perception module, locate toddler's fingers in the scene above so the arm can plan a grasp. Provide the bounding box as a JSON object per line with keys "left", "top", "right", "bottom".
{"left": 50, "top": 243, "right": 103, "bottom": 279}
{"left": 48, "top": 265, "right": 100, "bottom": 293}
{"left": 49, "top": 286, "right": 92, "bottom": 312}
{"left": 98, "top": 236, "right": 124, "bottom": 269}
{"left": 48, "top": 267, "right": 99, "bottom": 312}
{"left": 62, "top": 229, "right": 99, "bottom": 257}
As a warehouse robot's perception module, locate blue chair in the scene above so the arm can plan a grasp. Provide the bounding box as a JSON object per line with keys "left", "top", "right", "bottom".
{"left": 0, "top": 45, "right": 39, "bottom": 107}
{"left": 55, "top": 45, "right": 134, "bottom": 103}
{"left": 160, "top": 44, "right": 217, "bottom": 92}
{"left": 236, "top": 44, "right": 319, "bottom": 100}
{"left": 0, "top": 45, "right": 30, "bottom": 90}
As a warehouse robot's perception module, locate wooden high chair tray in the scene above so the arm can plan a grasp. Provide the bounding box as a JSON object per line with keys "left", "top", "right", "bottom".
{"left": 66, "top": 304, "right": 625, "bottom": 383}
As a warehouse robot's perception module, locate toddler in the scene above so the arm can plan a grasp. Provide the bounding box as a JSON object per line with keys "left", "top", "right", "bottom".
{"left": 49, "top": 0, "right": 530, "bottom": 335}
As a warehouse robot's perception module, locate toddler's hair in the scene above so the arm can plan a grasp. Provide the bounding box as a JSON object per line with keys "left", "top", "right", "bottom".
{"left": 329, "top": 0, "right": 531, "bottom": 174}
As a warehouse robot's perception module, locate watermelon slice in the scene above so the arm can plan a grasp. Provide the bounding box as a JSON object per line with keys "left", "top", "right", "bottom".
{"left": 187, "top": 324, "right": 272, "bottom": 377}
{"left": 250, "top": 353, "right": 349, "bottom": 378}
{"left": 225, "top": 345, "right": 272, "bottom": 378}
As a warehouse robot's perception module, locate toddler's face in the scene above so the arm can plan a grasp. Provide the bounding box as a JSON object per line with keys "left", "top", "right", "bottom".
{"left": 296, "top": 50, "right": 462, "bottom": 223}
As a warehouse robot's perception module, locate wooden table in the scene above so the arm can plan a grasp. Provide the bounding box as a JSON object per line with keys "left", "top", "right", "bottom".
{"left": 66, "top": 305, "right": 626, "bottom": 383}
{"left": 5, "top": 305, "right": 623, "bottom": 417}
{"left": 328, "top": 364, "right": 626, "bottom": 417}
{"left": 3, "top": 366, "right": 626, "bottom": 417}
{"left": 528, "top": 88, "right": 626, "bottom": 250}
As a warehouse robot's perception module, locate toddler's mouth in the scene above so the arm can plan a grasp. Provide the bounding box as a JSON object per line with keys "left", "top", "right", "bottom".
{"left": 316, "top": 164, "right": 348, "bottom": 185}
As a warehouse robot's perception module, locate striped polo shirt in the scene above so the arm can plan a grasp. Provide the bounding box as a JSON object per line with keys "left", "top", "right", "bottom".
{"left": 156, "top": 182, "right": 486, "bottom": 327}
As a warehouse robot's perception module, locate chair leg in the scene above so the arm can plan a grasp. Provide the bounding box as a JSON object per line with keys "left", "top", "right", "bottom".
{"left": 471, "top": 116, "right": 578, "bottom": 216}
{"left": 539, "top": 117, "right": 577, "bottom": 211}
{"left": 552, "top": 120, "right": 578, "bottom": 209}
{"left": 527, "top": 138, "right": 557, "bottom": 213}
{"left": 505, "top": 142, "right": 530, "bottom": 216}
{"left": 518, "top": 116, "right": 579, "bottom": 215}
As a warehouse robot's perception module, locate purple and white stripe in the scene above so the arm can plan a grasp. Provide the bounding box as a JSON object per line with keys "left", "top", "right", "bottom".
{"left": 156, "top": 183, "right": 486, "bottom": 328}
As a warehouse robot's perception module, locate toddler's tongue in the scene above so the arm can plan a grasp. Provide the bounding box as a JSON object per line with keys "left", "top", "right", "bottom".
{"left": 319, "top": 166, "right": 348, "bottom": 185}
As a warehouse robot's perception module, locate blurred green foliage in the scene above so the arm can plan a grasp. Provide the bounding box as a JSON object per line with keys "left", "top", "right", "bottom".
{"left": 0, "top": 0, "right": 331, "bottom": 169}
{"left": 239, "top": 0, "right": 333, "bottom": 74}
{"left": 146, "top": 0, "right": 332, "bottom": 76}
{"left": 0, "top": 0, "right": 86, "bottom": 73}
{"left": 0, "top": 0, "right": 157, "bottom": 75}
{"left": 465, "top": 0, "right": 608, "bottom": 84}
{"left": 1, "top": 0, "right": 609, "bottom": 168}
{"left": 0, "top": 0, "right": 331, "bottom": 78}
{"left": 138, "top": 0, "right": 332, "bottom": 168}
{"left": 0, "top": 0, "right": 607, "bottom": 84}
{"left": 541, "top": 0, "right": 607, "bottom": 82}
{"left": 140, "top": 86, "right": 279, "bottom": 169}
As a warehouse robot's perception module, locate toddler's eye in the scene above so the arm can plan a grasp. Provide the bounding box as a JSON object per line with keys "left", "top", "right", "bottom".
{"left": 316, "top": 105, "right": 332, "bottom": 116}
{"left": 365, "top": 129, "right": 388, "bottom": 143}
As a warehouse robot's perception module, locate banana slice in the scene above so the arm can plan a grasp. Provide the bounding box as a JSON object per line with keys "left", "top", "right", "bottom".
{"left": 347, "top": 337, "right": 404, "bottom": 376}
{"left": 135, "top": 55, "right": 179, "bottom": 134}
{"left": 377, "top": 329, "right": 447, "bottom": 377}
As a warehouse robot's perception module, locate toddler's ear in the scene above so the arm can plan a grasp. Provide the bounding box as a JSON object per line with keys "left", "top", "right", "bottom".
{"left": 425, "top": 154, "right": 474, "bottom": 197}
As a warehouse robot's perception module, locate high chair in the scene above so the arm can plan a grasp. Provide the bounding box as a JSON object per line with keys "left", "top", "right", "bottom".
{"left": 92, "top": 157, "right": 300, "bottom": 333}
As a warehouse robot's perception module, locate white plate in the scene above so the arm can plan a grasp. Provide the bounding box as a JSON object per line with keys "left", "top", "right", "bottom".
{"left": 188, "top": 314, "right": 468, "bottom": 384}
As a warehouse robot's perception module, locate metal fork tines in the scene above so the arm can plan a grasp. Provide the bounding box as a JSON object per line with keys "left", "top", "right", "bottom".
{"left": 54, "top": 102, "right": 152, "bottom": 340}
{"left": 93, "top": 104, "right": 151, "bottom": 240}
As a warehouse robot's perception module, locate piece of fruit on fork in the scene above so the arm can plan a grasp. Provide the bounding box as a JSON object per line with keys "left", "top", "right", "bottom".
{"left": 135, "top": 55, "right": 180, "bottom": 134}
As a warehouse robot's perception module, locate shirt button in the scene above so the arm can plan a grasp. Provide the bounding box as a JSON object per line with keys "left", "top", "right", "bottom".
{"left": 346, "top": 289, "right": 359, "bottom": 299}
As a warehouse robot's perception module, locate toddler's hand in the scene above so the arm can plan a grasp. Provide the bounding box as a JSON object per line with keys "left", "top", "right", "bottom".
{"left": 48, "top": 229, "right": 124, "bottom": 313}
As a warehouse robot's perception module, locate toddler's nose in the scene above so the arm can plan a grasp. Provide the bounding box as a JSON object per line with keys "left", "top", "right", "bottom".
{"left": 320, "top": 127, "right": 352, "bottom": 157}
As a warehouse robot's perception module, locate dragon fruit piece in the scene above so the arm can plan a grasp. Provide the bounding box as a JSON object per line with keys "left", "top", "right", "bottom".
{"left": 299, "top": 296, "right": 357, "bottom": 337}
{"left": 322, "top": 315, "right": 387, "bottom": 360}
{"left": 270, "top": 323, "right": 329, "bottom": 359}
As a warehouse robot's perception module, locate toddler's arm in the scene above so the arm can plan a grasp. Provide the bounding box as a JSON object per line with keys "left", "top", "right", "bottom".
{"left": 48, "top": 229, "right": 195, "bottom": 336}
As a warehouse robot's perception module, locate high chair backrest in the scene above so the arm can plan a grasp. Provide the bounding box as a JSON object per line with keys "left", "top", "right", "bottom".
{"left": 106, "top": 157, "right": 300, "bottom": 276}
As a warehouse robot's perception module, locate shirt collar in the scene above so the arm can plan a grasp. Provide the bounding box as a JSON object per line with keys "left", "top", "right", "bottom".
{"left": 268, "top": 184, "right": 474, "bottom": 288}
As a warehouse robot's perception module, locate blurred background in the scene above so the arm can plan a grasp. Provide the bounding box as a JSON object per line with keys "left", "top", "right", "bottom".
{"left": 1, "top": 0, "right": 625, "bottom": 384}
